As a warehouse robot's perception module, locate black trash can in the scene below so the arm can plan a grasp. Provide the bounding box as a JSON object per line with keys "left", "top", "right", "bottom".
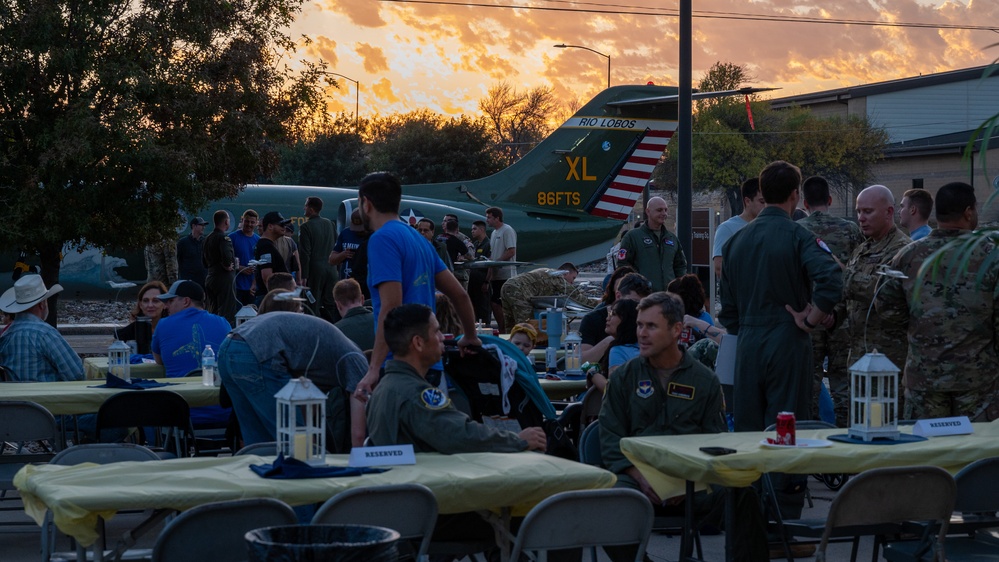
{"left": 245, "top": 524, "right": 400, "bottom": 562}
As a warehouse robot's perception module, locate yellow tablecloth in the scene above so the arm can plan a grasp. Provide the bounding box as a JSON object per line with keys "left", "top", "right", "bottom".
{"left": 15, "top": 451, "right": 616, "bottom": 546}
{"left": 538, "top": 379, "right": 587, "bottom": 401}
{"left": 0, "top": 378, "right": 218, "bottom": 415}
{"left": 620, "top": 423, "right": 999, "bottom": 500}
{"left": 84, "top": 357, "right": 165, "bottom": 380}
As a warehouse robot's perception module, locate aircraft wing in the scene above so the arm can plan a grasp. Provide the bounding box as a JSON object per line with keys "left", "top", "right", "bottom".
{"left": 607, "top": 87, "right": 779, "bottom": 107}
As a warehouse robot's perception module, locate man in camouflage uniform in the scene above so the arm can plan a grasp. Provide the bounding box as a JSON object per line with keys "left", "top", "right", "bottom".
{"left": 144, "top": 235, "right": 178, "bottom": 286}
{"left": 841, "top": 184, "right": 911, "bottom": 420}
{"left": 878, "top": 182, "right": 999, "bottom": 421}
{"left": 797, "top": 176, "right": 863, "bottom": 426}
{"left": 500, "top": 263, "right": 598, "bottom": 326}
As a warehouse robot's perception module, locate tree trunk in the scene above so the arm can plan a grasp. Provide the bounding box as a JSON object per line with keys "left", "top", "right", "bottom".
{"left": 39, "top": 242, "right": 62, "bottom": 328}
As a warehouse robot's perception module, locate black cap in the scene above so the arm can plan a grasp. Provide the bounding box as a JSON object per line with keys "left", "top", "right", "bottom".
{"left": 261, "top": 211, "right": 292, "bottom": 228}
{"left": 189, "top": 217, "right": 208, "bottom": 226}
{"left": 158, "top": 280, "right": 205, "bottom": 302}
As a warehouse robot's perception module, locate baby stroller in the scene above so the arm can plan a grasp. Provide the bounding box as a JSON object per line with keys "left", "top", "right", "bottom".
{"left": 443, "top": 335, "right": 576, "bottom": 460}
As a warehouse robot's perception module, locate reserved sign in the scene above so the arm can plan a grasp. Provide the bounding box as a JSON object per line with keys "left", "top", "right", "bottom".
{"left": 912, "top": 416, "right": 973, "bottom": 437}
{"left": 348, "top": 444, "right": 416, "bottom": 467}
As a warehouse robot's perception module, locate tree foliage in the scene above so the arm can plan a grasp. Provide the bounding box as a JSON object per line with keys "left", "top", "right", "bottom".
{"left": 0, "top": 0, "right": 327, "bottom": 318}
{"left": 479, "top": 82, "right": 560, "bottom": 166}
{"left": 653, "top": 61, "right": 889, "bottom": 205}
{"left": 271, "top": 114, "right": 368, "bottom": 187}
{"left": 366, "top": 110, "right": 504, "bottom": 184}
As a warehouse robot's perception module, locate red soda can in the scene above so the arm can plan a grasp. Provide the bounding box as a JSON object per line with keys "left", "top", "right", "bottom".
{"left": 776, "top": 412, "right": 796, "bottom": 446}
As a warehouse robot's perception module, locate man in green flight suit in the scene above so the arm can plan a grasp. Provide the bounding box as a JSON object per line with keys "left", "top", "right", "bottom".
{"left": 299, "top": 196, "right": 338, "bottom": 321}
{"left": 366, "top": 302, "right": 546, "bottom": 452}
{"left": 618, "top": 196, "right": 687, "bottom": 292}
{"left": 719, "top": 161, "right": 843, "bottom": 432}
{"left": 202, "top": 210, "right": 239, "bottom": 325}
{"left": 599, "top": 291, "right": 767, "bottom": 562}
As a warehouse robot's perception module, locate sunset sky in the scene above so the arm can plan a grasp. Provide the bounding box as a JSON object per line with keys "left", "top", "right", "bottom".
{"left": 291, "top": 0, "right": 998, "bottom": 118}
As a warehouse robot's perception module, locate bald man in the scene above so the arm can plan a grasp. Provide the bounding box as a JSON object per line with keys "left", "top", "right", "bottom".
{"left": 618, "top": 197, "right": 687, "bottom": 292}
{"left": 839, "top": 185, "right": 911, "bottom": 413}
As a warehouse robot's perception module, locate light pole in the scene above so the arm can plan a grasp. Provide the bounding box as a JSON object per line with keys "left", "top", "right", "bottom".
{"left": 554, "top": 44, "right": 611, "bottom": 89}
{"left": 328, "top": 72, "right": 359, "bottom": 133}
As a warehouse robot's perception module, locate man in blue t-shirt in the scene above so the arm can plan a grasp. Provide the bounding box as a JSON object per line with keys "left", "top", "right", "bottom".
{"left": 329, "top": 209, "right": 370, "bottom": 298}
{"left": 151, "top": 280, "right": 233, "bottom": 426}
{"left": 352, "top": 172, "right": 482, "bottom": 401}
{"left": 230, "top": 209, "right": 260, "bottom": 306}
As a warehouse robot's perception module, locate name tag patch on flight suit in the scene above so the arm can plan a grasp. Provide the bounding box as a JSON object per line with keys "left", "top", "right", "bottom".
{"left": 420, "top": 388, "right": 451, "bottom": 410}
{"left": 816, "top": 238, "right": 832, "bottom": 254}
{"left": 636, "top": 380, "right": 654, "bottom": 398}
{"left": 667, "top": 382, "right": 695, "bottom": 400}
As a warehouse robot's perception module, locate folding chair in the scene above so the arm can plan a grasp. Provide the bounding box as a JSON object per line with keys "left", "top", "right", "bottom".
{"left": 95, "top": 390, "right": 197, "bottom": 458}
{"left": 0, "top": 400, "right": 59, "bottom": 529}
{"left": 234, "top": 441, "right": 278, "bottom": 456}
{"left": 577, "top": 421, "right": 702, "bottom": 559}
{"left": 885, "top": 457, "right": 999, "bottom": 561}
{"left": 814, "top": 466, "right": 956, "bottom": 562}
{"left": 508, "top": 488, "right": 653, "bottom": 562}
{"left": 42, "top": 443, "right": 161, "bottom": 561}
{"left": 312, "top": 484, "right": 438, "bottom": 561}
{"left": 152, "top": 498, "right": 298, "bottom": 562}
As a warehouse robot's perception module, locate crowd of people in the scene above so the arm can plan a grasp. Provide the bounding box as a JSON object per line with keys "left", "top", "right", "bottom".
{"left": 1, "top": 161, "right": 994, "bottom": 562}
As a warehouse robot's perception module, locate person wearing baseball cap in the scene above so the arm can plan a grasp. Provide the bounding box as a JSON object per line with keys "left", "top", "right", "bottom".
{"left": 0, "top": 274, "right": 83, "bottom": 381}
{"left": 151, "top": 280, "right": 232, "bottom": 425}
{"left": 253, "top": 212, "right": 294, "bottom": 305}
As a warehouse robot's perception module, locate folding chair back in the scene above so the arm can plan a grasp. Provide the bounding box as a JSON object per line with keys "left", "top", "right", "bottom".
{"left": 954, "top": 456, "right": 999, "bottom": 513}
{"left": 151, "top": 498, "right": 298, "bottom": 562}
{"left": 577, "top": 420, "right": 603, "bottom": 466}
{"left": 43, "top": 443, "right": 160, "bottom": 561}
{"left": 510, "top": 488, "right": 653, "bottom": 562}
{"left": 0, "top": 400, "right": 59, "bottom": 484}
{"left": 96, "top": 390, "right": 196, "bottom": 457}
{"left": 312, "top": 483, "right": 438, "bottom": 560}
{"left": 817, "top": 466, "right": 955, "bottom": 562}
{"left": 234, "top": 441, "right": 278, "bottom": 456}
{"left": 51, "top": 443, "right": 161, "bottom": 465}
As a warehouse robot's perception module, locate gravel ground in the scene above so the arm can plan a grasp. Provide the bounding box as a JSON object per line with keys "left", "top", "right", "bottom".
{"left": 57, "top": 299, "right": 131, "bottom": 324}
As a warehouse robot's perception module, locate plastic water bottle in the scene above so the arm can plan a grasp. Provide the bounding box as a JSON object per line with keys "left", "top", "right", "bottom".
{"left": 201, "top": 345, "right": 215, "bottom": 387}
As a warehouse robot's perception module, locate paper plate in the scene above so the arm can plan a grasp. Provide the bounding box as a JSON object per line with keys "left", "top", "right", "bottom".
{"left": 759, "top": 438, "right": 834, "bottom": 449}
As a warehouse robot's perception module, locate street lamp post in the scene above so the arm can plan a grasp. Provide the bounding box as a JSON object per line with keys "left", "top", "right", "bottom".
{"left": 554, "top": 44, "right": 611, "bottom": 89}
{"left": 328, "top": 72, "right": 360, "bottom": 132}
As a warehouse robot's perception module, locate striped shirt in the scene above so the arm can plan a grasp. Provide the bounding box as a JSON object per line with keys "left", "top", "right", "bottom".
{"left": 0, "top": 313, "right": 83, "bottom": 382}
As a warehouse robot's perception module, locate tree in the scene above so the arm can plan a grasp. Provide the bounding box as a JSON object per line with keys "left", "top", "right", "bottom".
{"left": 272, "top": 114, "right": 368, "bottom": 186}
{"left": 653, "top": 62, "right": 888, "bottom": 205}
{"left": 0, "top": 0, "right": 326, "bottom": 323}
{"left": 366, "top": 110, "right": 504, "bottom": 184}
{"left": 479, "top": 82, "right": 560, "bottom": 166}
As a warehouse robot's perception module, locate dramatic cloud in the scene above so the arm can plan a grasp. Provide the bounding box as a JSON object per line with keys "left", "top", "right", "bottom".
{"left": 356, "top": 43, "right": 390, "bottom": 73}
{"left": 299, "top": 0, "right": 998, "bottom": 115}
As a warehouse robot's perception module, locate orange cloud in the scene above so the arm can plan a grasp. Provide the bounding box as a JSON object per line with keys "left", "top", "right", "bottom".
{"left": 307, "top": 36, "right": 338, "bottom": 67}
{"left": 323, "top": 0, "right": 385, "bottom": 27}
{"left": 372, "top": 78, "right": 400, "bottom": 104}
{"left": 355, "top": 43, "right": 389, "bottom": 74}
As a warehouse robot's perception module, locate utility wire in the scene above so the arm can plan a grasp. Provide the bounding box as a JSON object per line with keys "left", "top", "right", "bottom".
{"left": 381, "top": 0, "right": 999, "bottom": 32}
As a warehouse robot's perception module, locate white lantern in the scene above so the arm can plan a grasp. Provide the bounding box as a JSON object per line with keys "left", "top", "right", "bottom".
{"left": 108, "top": 340, "right": 131, "bottom": 383}
{"left": 563, "top": 331, "right": 583, "bottom": 376}
{"left": 848, "top": 350, "right": 900, "bottom": 442}
{"left": 235, "top": 305, "right": 257, "bottom": 327}
{"left": 274, "top": 377, "right": 327, "bottom": 465}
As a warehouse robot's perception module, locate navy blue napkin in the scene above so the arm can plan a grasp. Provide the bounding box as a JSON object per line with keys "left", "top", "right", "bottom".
{"left": 250, "top": 453, "right": 389, "bottom": 479}
{"left": 89, "top": 373, "right": 177, "bottom": 390}
{"left": 129, "top": 353, "right": 154, "bottom": 364}
{"left": 828, "top": 433, "right": 927, "bottom": 445}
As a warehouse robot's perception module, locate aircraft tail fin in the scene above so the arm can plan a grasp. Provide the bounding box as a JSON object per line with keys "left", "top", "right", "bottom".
{"left": 446, "top": 84, "right": 681, "bottom": 220}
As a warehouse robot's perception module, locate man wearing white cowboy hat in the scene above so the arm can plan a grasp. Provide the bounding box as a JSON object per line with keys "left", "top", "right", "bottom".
{"left": 0, "top": 274, "right": 83, "bottom": 382}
